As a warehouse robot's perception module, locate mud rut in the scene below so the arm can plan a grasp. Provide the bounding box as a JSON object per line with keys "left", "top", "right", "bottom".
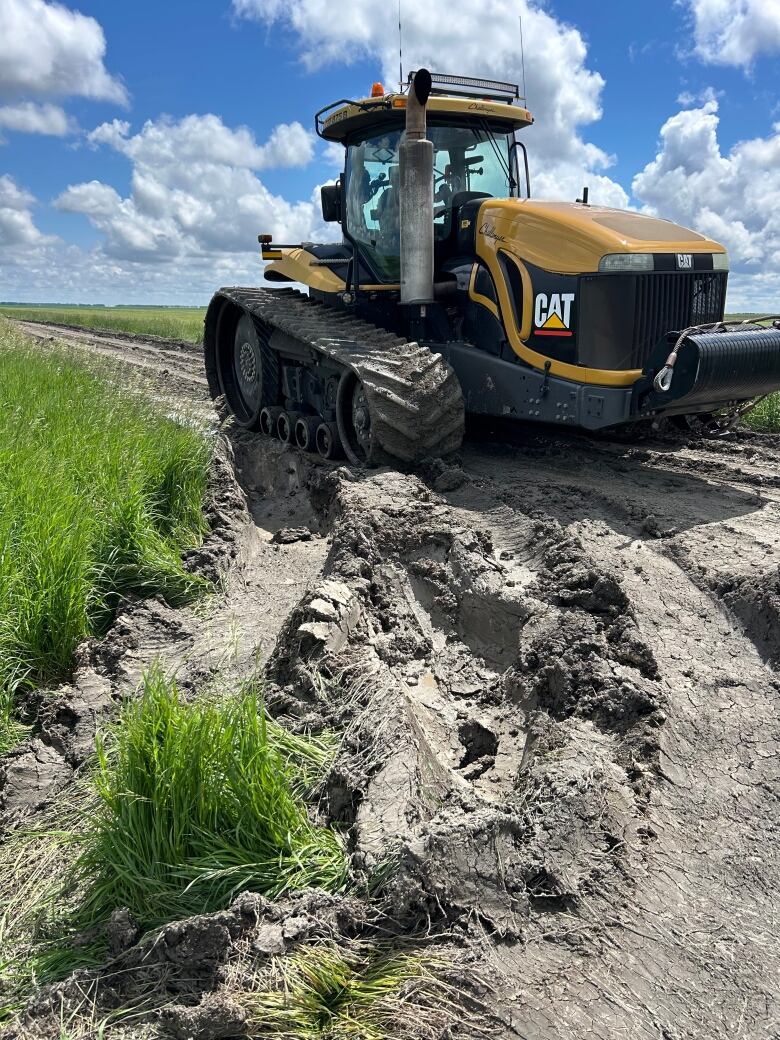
{"left": 6, "top": 322, "right": 780, "bottom": 1040}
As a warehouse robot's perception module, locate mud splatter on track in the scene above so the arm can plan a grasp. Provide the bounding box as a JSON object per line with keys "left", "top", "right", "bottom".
{"left": 5, "top": 321, "right": 780, "bottom": 1039}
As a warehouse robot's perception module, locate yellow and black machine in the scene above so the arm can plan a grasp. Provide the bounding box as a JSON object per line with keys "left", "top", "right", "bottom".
{"left": 204, "top": 69, "right": 780, "bottom": 464}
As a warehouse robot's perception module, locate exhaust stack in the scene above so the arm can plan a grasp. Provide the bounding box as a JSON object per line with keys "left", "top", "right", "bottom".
{"left": 400, "top": 69, "right": 434, "bottom": 306}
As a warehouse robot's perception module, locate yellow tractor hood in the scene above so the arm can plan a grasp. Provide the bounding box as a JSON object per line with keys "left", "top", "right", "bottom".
{"left": 476, "top": 199, "right": 726, "bottom": 275}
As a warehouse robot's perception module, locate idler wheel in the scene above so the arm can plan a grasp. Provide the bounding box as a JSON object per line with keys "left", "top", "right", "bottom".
{"left": 336, "top": 371, "right": 377, "bottom": 466}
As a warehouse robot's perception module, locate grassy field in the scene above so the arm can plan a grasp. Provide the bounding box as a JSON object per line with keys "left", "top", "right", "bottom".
{"left": 0, "top": 320, "right": 211, "bottom": 735}
{"left": 0, "top": 304, "right": 205, "bottom": 342}
{"left": 742, "top": 393, "right": 780, "bottom": 432}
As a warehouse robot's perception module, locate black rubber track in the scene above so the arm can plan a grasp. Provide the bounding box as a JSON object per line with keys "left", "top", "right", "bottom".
{"left": 204, "top": 287, "right": 465, "bottom": 463}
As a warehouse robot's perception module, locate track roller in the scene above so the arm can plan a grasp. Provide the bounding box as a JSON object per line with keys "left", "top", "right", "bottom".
{"left": 316, "top": 422, "right": 344, "bottom": 460}
{"left": 260, "top": 406, "right": 283, "bottom": 437}
{"left": 277, "top": 410, "right": 300, "bottom": 444}
{"left": 295, "top": 415, "right": 320, "bottom": 452}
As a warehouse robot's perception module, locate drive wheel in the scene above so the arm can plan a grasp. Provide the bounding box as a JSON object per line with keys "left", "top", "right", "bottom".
{"left": 337, "top": 371, "right": 379, "bottom": 466}
{"left": 217, "top": 311, "right": 274, "bottom": 429}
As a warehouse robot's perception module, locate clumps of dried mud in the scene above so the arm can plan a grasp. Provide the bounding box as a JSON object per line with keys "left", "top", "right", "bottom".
{"left": 17, "top": 890, "right": 368, "bottom": 1040}
{"left": 266, "top": 462, "right": 667, "bottom": 944}
{"left": 3, "top": 434, "right": 669, "bottom": 1038}
{"left": 715, "top": 567, "right": 780, "bottom": 665}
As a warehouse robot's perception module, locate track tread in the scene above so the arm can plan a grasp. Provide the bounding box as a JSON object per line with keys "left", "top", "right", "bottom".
{"left": 208, "top": 287, "right": 465, "bottom": 463}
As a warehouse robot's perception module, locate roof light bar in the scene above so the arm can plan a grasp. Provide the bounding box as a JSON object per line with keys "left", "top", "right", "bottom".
{"left": 408, "top": 71, "right": 522, "bottom": 103}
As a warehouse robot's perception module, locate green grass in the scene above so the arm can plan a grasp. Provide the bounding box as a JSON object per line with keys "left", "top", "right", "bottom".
{"left": 0, "top": 305, "right": 205, "bottom": 343}
{"left": 75, "top": 670, "right": 348, "bottom": 929}
{"left": 0, "top": 321, "right": 211, "bottom": 696}
{"left": 723, "top": 315, "right": 780, "bottom": 432}
{"left": 0, "top": 673, "right": 345, "bottom": 1021}
{"left": 245, "top": 943, "right": 455, "bottom": 1040}
{"left": 742, "top": 393, "right": 780, "bottom": 432}
{"left": 0, "top": 695, "right": 28, "bottom": 755}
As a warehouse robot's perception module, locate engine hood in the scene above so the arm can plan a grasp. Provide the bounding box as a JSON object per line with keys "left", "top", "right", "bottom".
{"left": 475, "top": 199, "right": 726, "bottom": 275}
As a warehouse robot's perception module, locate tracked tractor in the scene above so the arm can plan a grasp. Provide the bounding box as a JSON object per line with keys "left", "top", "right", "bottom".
{"left": 204, "top": 70, "right": 780, "bottom": 465}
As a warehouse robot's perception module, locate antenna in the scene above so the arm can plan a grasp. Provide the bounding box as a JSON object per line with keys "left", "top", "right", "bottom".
{"left": 519, "top": 12, "right": 527, "bottom": 101}
{"left": 398, "top": 0, "right": 404, "bottom": 92}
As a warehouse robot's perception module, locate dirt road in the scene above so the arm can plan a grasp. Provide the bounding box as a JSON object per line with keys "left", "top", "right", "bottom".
{"left": 10, "top": 320, "right": 780, "bottom": 1039}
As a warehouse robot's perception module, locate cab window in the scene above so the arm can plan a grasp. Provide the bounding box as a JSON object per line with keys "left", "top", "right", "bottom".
{"left": 344, "top": 123, "right": 514, "bottom": 278}
{"left": 345, "top": 130, "right": 403, "bottom": 280}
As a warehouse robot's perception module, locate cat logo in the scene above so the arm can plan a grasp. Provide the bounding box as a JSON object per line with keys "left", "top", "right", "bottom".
{"left": 534, "top": 292, "right": 575, "bottom": 337}
{"left": 677, "top": 253, "right": 693, "bottom": 269}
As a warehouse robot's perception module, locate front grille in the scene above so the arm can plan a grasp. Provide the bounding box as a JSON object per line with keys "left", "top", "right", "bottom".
{"left": 630, "top": 271, "right": 727, "bottom": 369}
{"left": 577, "top": 271, "right": 728, "bottom": 372}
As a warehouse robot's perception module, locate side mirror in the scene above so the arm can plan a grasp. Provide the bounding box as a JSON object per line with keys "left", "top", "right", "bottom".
{"left": 321, "top": 182, "right": 341, "bottom": 223}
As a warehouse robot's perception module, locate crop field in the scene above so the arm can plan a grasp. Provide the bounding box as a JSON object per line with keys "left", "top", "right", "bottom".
{"left": 0, "top": 304, "right": 206, "bottom": 342}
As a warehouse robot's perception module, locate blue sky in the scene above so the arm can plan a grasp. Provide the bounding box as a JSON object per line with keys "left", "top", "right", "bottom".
{"left": 1, "top": 0, "right": 779, "bottom": 307}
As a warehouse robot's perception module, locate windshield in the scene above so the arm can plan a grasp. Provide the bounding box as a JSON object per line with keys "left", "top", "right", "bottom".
{"left": 345, "top": 123, "right": 515, "bottom": 279}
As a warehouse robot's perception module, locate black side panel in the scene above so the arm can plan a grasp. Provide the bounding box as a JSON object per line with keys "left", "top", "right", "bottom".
{"left": 474, "top": 264, "right": 497, "bottom": 303}
{"left": 463, "top": 301, "right": 505, "bottom": 357}
{"left": 456, "top": 199, "right": 489, "bottom": 254}
{"left": 505, "top": 259, "right": 578, "bottom": 365}
{"left": 578, "top": 276, "right": 638, "bottom": 370}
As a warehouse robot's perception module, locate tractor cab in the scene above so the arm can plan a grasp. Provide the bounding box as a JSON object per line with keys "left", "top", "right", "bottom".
{"left": 315, "top": 74, "right": 533, "bottom": 285}
{"left": 341, "top": 121, "right": 522, "bottom": 280}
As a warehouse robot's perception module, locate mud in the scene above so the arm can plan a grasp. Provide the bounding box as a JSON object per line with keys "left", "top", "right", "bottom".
{"left": 4, "top": 323, "right": 780, "bottom": 1040}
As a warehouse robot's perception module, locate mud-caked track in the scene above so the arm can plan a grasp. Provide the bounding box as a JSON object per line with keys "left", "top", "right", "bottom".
{"left": 7, "top": 321, "right": 780, "bottom": 1040}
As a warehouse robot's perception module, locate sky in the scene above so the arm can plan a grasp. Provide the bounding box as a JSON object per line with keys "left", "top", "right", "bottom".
{"left": 1, "top": 0, "right": 779, "bottom": 308}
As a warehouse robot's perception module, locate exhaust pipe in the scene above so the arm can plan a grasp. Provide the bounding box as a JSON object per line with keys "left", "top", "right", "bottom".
{"left": 400, "top": 69, "right": 434, "bottom": 307}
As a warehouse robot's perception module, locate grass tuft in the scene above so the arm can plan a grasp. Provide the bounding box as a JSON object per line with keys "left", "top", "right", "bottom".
{"left": 0, "top": 787, "right": 92, "bottom": 1021}
{"left": 75, "top": 669, "right": 348, "bottom": 929}
{"left": 0, "top": 690, "right": 28, "bottom": 754}
{"left": 742, "top": 392, "right": 780, "bottom": 433}
{"left": 0, "top": 321, "right": 211, "bottom": 696}
{"left": 0, "top": 674, "right": 344, "bottom": 1022}
{"left": 244, "top": 943, "right": 457, "bottom": 1040}
{"left": 0, "top": 305, "right": 205, "bottom": 342}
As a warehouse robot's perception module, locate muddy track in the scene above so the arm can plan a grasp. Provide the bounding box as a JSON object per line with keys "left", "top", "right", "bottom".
{"left": 6, "top": 321, "right": 780, "bottom": 1040}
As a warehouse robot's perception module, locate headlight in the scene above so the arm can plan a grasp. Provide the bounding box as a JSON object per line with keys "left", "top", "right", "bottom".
{"left": 598, "top": 253, "right": 654, "bottom": 273}
{"left": 712, "top": 252, "right": 729, "bottom": 271}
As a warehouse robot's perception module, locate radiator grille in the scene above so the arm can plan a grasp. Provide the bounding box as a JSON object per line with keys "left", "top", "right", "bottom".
{"left": 630, "top": 271, "right": 727, "bottom": 368}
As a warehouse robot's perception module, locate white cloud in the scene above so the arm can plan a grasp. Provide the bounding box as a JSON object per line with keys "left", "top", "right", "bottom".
{"left": 0, "top": 237, "right": 268, "bottom": 305}
{"left": 632, "top": 101, "right": 780, "bottom": 300}
{"left": 87, "top": 114, "right": 315, "bottom": 170}
{"left": 0, "top": 101, "right": 74, "bottom": 137}
{"left": 0, "top": 173, "right": 55, "bottom": 246}
{"left": 0, "top": 0, "right": 127, "bottom": 104}
{"left": 232, "top": 0, "right": 629, "bottom": 207}
{"left": 676, "top": 85, "right": 722, "bottom": 106}
{"left": 56, "top": 114, "right": 324, "bottom": 263}
{"left": 683, "top": 0, "right": 780, "bottom": 68}
{"left": 56, "top": 180, "right": 122, "bottom": 218}
{"left": 0, "top": 173, "right": 34, "bottom": 210}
